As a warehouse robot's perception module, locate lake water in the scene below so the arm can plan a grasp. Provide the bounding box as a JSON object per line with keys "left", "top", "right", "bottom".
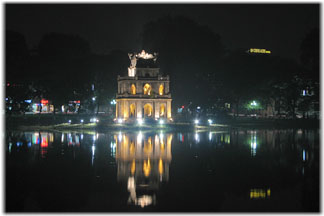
{"left": 6, "top": 128, "right": 319, "bottom": 212}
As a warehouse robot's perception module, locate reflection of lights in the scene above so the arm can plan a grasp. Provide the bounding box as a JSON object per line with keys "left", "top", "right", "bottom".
{"left": 9, "top": 142, "right": 12, "bottom": 153}
{"left": 303, "top": 150, "right": 306, "bottom": 161}
{"left": 91, "top": 144, "right": 95, "bottom": 166}
{"left": 251, "top": 131, "right": 257, "bottom": 157}
{"left": 194, "top": 119, "right": 199, "bottom": 124}
{"left": 41, "top": 137, "right": 48, "bottom": 148}
{"left": 75, "top": 135, "right": 79, "bottom": 145}
{"left": 131, "top": 159, "right": 136, "bottom": 175}
{"left": 208, "top": 119, "right": 213, "bottom": 124}
{"left": 159, "top": 132, "right": 164, "bottom": 140}
{"left": 137, "top": 132, "right": 142, "bottom": 143}
{"left": 159, "top": 159, "right": 163, "bottom": 176}
{"left": 81, "top": 134, "right": 83, "bottom": 140}
{"left": 92, "top": 145, "right": 95, "bottom": 156}
{"left": 195, "top": 133, "right": 199, "bottom": 142}
{"left": 137, "top": 118, "right": 143, "bottom": 125}
{"left": 61, "top": 134, "right": 64, "bottom": 143}
{"left": 110, "top": 141, "right": 116, "bottom": 158}
{"left": 118, "top": 132, "right": 122, "bottom": 142}
{"left": 127, "top": 176, "right": 135, "bottom": 190}
{"left": 209, "top": 132, "right": 212, "bottom": 141}
{"left": 137, "top": 195, "right": 153, "bottom": 208}
{"left": 159, "top": 119, "right": 164, "bottom": 125}
{"left": 143, "top": 159, "right": 151, "bottom": 177}
{"left": 93, "top": 135, "right": 96, "bottom": 142}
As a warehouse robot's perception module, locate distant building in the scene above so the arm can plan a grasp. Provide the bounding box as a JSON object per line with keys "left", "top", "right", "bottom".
{"left": 116, "top": 50, "right": 172, "bottom": 122}
{"left": 248, "top": 48, "right": 271, "bottom": 54}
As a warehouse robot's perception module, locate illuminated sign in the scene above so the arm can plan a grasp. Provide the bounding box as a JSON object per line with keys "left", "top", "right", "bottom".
{"left": 250, "top": 188, "right": 271, "bottom": 199}
{"left": 249, "top": 48, "right": 271, "bottom": 54}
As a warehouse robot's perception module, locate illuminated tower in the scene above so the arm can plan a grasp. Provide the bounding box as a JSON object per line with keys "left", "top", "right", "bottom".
{"left": 116, "top": 50, "right": 172, "bottom": 122}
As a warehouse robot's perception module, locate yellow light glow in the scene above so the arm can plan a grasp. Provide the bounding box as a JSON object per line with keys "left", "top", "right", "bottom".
{"left": 143, "top": 159, "right": 151, "bottom": 177}
{"left": 130, "top": 104, "right": 136, "bottom": 117}
{"left": 131, "top": 159, "right": 136, "bottom": 175}
{"left": 144, "top": 104, "right": 153, "bottom": 117}
{"left": 159, "top": 159, "right": 163, "bottom": 175}
{"left": 250, "top": 189, "right": 271, "bottom": 199}
{"left": 250, "top": 48, "right": 271, "bottom": 54}
{"left": 130, "top": 141, "right": 135, "bottom": 155}
{"left": 159, "top": 84, "right": 164, "bottom": 95}
{"left": 160, "top": 143, "right": 165, "bottom": 151}
{"left": 144, "top": 137, "right": 152, "bottom": 154}
{"left": 267, "top": 189, "right": 271, "bottom": 196}
{"left": 143, "top": 84, "right": 152, "bottom": 95}
{"left": 131, "top": 84, "right": 136, "bottom": 95}
{"left": 160, "top": 104, "right": 165, "bottom": 117}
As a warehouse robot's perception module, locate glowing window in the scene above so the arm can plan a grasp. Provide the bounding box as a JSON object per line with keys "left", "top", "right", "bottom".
{"left": 143, "top": 84, "right": 152, "bottom": 95}
{"left": 159, "top": 84, "right": 164, "bottom": 95}
{"left": 130, "top": 104, "right": 136, "bottom": 117}
{"left": 144, "top": 104, "right": 153, "bottom": 117}
{"left": 130, "top": 84, "right": 136, "bottom": 95}
{"left": 160, "top": 104, "right": 166, "bottom": 117}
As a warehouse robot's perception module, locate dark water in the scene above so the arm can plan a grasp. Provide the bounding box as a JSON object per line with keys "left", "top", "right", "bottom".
{"left": 6, "top": 128, "right": 319, "bottom": 212}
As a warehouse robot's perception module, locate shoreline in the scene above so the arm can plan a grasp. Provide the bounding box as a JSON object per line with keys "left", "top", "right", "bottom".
{"left": 6, "top": 114, "right": 319, "bottom": 132}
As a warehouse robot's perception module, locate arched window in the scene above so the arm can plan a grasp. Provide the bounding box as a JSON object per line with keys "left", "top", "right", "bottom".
{"left": 159, "top": 84, "right": 164, "bottom": 95}
{"left": 160, "top": 104, "right": 166, "bottom": 117}
{"left": 130, "top": 84, "right": 136, "bottom": 95}
{"left": 144, "top": 103, "right": 153, "bottom": 117}
{"left": 130, "top": 104, "right": 136, "bottom": 117}
{"left": 143, "top": 159, "right": 151, "bottom": 177}
{"left": 143, "top": 84, "right": 152, "bottom": 95}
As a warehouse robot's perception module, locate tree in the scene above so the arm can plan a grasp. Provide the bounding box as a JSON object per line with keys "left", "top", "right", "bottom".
{"left": 141, "top": 16, "right": 225, "bottom": 107}
{"left": 38, "top": 33, "right": 93, "bottom": 112}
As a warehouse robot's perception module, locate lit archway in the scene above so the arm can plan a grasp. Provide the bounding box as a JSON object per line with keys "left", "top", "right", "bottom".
{"left": 159, "top": 84, "right": 164, "bottom": 95}
{"left": 160, "top": 104, "right": 166, "bottom": 117}
{"left": 143, "top": 84, "right": 152, "bottom": 95}
{"left": 130, "top": 104, "right": 136, "bottom": 118}
{"left": 144, "top": 104, "right": 153, "bottom": 117}
{"left": 130, "top": 84, "right": 136, "bottom": 95}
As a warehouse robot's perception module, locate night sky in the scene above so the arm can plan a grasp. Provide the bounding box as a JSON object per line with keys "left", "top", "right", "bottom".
{"left": 6, "top": 3, "right": 319, "bottom": 62}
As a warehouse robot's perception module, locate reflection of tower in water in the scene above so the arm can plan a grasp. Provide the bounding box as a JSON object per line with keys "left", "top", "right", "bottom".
{"left": 115, "top": 132, "right": 172, "bottom": 208}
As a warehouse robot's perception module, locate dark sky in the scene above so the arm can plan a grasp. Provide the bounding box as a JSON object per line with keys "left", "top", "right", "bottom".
{"left": 6, "top": 3, "right": 319, "bottom": 61}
